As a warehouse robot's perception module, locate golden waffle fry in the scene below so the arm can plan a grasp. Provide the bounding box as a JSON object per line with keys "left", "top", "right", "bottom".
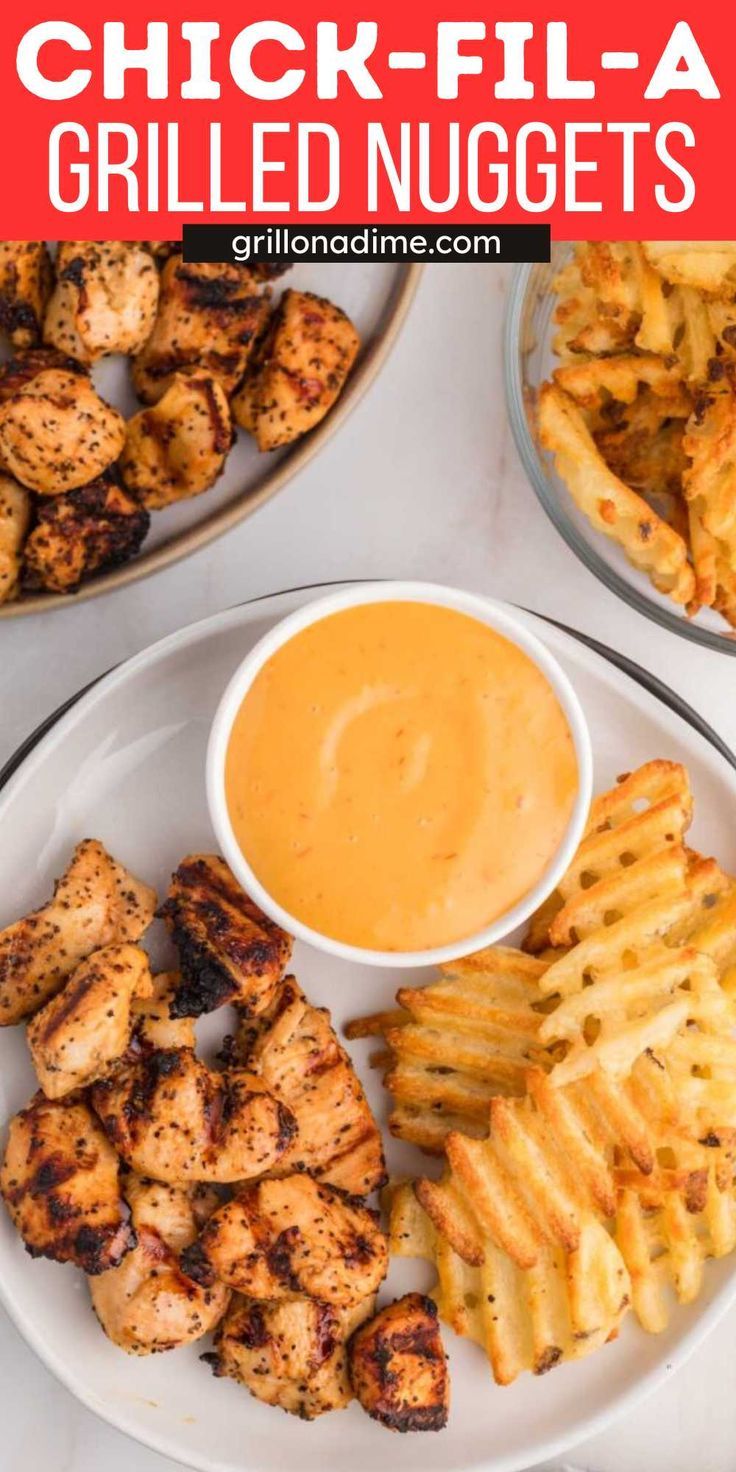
{"left": 538, "top": 385, "right": 695, "bottom": 605}
{"left": 616, "top": 1164, "right": 736, "bottom": 1333}
{"left": 642, "top": 242, "right": 736, "bottom": 296}
{"left": 389, "top": 1181, "right": 631, "bottom": 1386}
{"left": 553, "top": 355, "right": 684, "bottom": 412}
{"left": 522, "top": 760, "right": 692, "bottom": 955}
{"left": 551, "top": 257, "right": 638, "bottom": 359}
{"left": 346, "top": 948, "right": 549, "bottom": 1151}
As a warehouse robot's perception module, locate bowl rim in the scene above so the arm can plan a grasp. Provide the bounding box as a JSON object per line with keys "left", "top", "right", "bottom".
{"left": 504, "top": 258, "right": 736, "bottom": 656}
{"left": 206, "top": 578, "right": 593, "bottom": 968}
{"left": 0, "top": 262, "right": 423, "bottom": 620}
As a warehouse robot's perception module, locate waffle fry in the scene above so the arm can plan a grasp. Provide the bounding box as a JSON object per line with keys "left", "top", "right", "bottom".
{"left": 388, "top": 1181, "right": 630, "bottom": 1386}
{"left": 345, "top": 947, "right": 549, "bottom": 1151}
{"left": 553, "top": 354, "right": 685, "bottom": 413}
{"left": 616, "top": 1167, "right": 736, "bottom": 1333}
{"left": 543, "top": 241, "right": 736, "bottom": 628}
{"left": 641, "top": 243, "right": 736, "bottom": 296}
{"left": 531, "top": 770, "right": 735, "bottom": 1083}
{"left": 552, "top": 256, "right": 638, "bottom": 359}
{"left": 538, "top": 385, "right": 695, "bottom": 605}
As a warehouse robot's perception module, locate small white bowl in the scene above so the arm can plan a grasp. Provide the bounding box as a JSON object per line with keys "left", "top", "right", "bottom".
{"left": 206, "top": 582, "right": 593, "bottom": 968}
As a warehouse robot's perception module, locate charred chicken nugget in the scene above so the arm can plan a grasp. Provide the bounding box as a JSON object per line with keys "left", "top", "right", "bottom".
{"left": 349, "top": 1293, "right": 449, "bottom": 1432}
{"left": 23, "top": 473, "right": 150, "bottom": 594}
{"left": 89, "top": 1175, "right": 230, "bottom": 1354}
{"left": 232, "top": 289, "right": 360, "bottom": 451}
{"left": 91, "top": 1047, "right": 296, "bottom": 1184}
{"left": 0, "top": 473, "right": 31, "bottom": 603}
{"left": 119, "top": 372, "right": 232, "bottom": 509}
{"left": 0, "top": 1093, "right": 135, "bottom": 1274}
{"left": 208, "top": 1293, "right": 374, "bottom": 1419}
{"left": 181, "top": 1174, "right": 388, "bottom": 1306}
{"left": 44, "top": 241, "right": 160, "bottom": 363}
{"left": 0, "top": 838, "right": 156, "bottom": 1026}
{"left": 132, "top": 258, "right": 271, "bottom": 402}
{"left": 0, "top": 367, "right": 126, "bottom": 495}
{"left": 0, "top": 242, "right": 53, "bottom": 348}
{"left": 159, "top": 854, "right": 292, "bottom": 1017}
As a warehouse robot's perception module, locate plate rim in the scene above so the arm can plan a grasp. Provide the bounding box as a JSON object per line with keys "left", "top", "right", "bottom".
{"left": 0, "top": 263, "right": 423, "bottom": 621}
{"left": 1, "top": 584, "right": 736, "bottom": 1472}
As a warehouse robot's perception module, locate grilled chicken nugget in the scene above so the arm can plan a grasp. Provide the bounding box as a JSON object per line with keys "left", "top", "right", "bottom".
{"left": 208, "top": 1292, "right": 374, "bottom": 1419}
{"left": 89, "top": 1175, "right": 230, "bottom": 1354}
{"left": 45, "top": 241, "right": 159, "bottom": 363}
{"left": 119, "top": 372, "right": 232, "bottom": 508}
{"left": 132, "top": 257, "right": 271, "bottom": 402}
{"left": 232, "top": 289, "right": 360, "bottom": 450}
{"left": 349, "top": 1293, "right": 449, "bottom": 1432}
{"left": 0, "top": 1093, "right": 135, "bottom": 1273}
{"left": 159, "top": 854, "right": 292, "bottom": 1017}
{"left": 181, "top": 1174, "right": 388, "bottom": 1306}
{"left": 0, "top": 368, "right": 125, "bottom": 495}
{"left": 23, "top": 473, "right": 150, "bottom": 594}
{"left": 27, "top": 943, "right": 153, "bottom": 1098}
{"left": 0, "top": 839, "right": 156, "bottom": 1026}
{"left": 233, "top": 976, "right": 386, "bottom": 1196}
{"left": 91, "top": 1048, "right": 296, "bottom": 1184}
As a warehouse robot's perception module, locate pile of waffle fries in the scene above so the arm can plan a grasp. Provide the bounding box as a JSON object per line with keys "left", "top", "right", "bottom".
{"left": 347, "top": 760, "right": 736, "bottom": 1384}
{"left": 537, "top": 243, "right": 736, "bottom": 627}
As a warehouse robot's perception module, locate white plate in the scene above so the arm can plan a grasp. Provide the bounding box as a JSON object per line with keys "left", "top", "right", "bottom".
{"left": 1, "top": 585, "right": 735, "bottom": 1472}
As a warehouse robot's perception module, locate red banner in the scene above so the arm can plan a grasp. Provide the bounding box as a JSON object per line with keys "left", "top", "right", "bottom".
{"left": 0, "top": 0, "right": 733, "bottom": 239}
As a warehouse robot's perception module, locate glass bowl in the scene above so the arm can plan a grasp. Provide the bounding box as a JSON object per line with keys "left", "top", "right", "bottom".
{"left": 504, "top": 246, "right": 736, "bottom": 654}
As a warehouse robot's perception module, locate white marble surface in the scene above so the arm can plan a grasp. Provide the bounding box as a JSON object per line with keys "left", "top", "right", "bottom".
{"left": 1, "top": 263, "right": 734, "bottom": 1472}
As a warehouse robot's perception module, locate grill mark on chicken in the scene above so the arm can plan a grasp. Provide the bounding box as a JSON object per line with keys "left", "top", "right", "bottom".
{"left": 0, "top": 351, "right": 88, "bottom": 404}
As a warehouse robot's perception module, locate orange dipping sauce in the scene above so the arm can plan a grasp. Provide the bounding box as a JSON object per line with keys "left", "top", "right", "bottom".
{"left": 225, "top": 602, "right": 579, "bottom": 951}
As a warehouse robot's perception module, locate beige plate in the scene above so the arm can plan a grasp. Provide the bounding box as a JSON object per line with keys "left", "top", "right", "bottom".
{"left": 1, "top": 261, "right": 422, "bottom": 619}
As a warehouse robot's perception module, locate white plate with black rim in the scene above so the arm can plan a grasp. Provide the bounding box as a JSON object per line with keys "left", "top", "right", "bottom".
{"left": 0, "top": 582, "right": 735, "bottom": 1472}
